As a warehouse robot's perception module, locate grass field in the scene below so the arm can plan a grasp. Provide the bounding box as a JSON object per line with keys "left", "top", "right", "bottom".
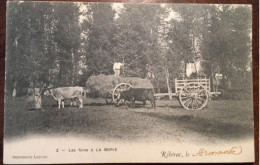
{"left": 4, "top": 95, "right": 254, "bottom": 145}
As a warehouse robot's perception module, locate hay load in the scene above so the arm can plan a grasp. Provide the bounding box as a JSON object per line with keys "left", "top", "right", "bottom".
{"left": 86, "top": 74, "right": 153, "bottom": 96}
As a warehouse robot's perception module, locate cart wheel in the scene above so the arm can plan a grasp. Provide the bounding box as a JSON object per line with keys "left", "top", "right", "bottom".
{"left": 112, "top": 83, "right": 133, "bottom": 104}
{"left": 179, "top": 82, "right": 209, "bottom": 110}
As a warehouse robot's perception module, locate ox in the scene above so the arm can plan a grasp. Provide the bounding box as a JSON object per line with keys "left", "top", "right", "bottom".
{"left": 44, "top": 87, "right": 84, "bottom": 109}
{"left": 119, "top": 88, "right": 156, "bottom": 109}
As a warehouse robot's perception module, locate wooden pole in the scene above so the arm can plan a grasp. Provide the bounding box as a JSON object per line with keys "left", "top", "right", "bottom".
{"left": 123, "top": 57, "right": 125, "bottom": 77}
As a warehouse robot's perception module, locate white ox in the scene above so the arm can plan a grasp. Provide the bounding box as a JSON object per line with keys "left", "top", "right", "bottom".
{"left": 44, "top": 86, "right": 84, "bottom": 109}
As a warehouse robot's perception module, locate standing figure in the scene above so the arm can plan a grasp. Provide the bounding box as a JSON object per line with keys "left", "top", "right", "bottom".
{"left": 211, "top": 69, "right": 220, "bottom": 92}
{"left": 34, "top": 82, "right": 46, "bottom": 110}
{"left": 34, "top": 87, "right": 42, "bottom": 109}
{"left": 113, "top": 61, "right": 124, "bottom": 78}
{"left": 12, "top": 81, "right": 17, "bottom": 97}
{"left": 27, "top": 82, "right": 35, "bottom": 109}
{"left": 146, "top": 64, "right": 155, "bottom": 79}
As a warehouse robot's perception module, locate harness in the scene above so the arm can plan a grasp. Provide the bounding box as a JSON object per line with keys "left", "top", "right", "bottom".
{"left": 46, "top": 88, "right": 58, "bottom": 101}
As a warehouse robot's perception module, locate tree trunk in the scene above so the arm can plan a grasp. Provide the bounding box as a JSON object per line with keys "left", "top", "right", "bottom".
{"left": 193, "top": 61, "right": 198, "bottom": 78}
{"left": 71, "top": 48, "right": 75, "bottom": 86}
{"left": 58, "top": 62, "right": 62, "bottom": 86}
{"left": 222, "top": 71, "right": 231, "bottom": 90}
{"left": 122, "top": 57, "right": 125, "bottom": 77}
{"left": 184, "top": 62, "right": 187, "bottom": 78}
{"left": 165, "top": 67, "right": 172, "bottom": 100}
{"left": 48, "top": 69, "right": 51, "bottom": 83}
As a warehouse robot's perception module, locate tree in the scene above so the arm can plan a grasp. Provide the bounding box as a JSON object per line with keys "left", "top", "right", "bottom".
{"left": 201, "top": 5, "right": 252, "bottom": 90}
{"left": 167, "top": 5, "right": 211, "bottom": 78}
{"left": 82, "top": 3, "right": 116, "bottom": 76}
{"left": 6, "top": 2, "right": 83, "bottom": 90}
{"left": 52, "top": 2, "right": 82, "bottom": 86}
{"left": 114, "top": 4, "right": 166, "bottom": 77}
{"left": 114, "top": 4, "right": 177, "bottom": 98}
{"left": 6, "top": 2, "right": 54, "bottom": 92}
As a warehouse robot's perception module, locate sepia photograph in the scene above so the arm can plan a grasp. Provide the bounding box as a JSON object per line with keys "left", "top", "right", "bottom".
{"left": 4, "top": 1, "right": 254, "bottom": 164}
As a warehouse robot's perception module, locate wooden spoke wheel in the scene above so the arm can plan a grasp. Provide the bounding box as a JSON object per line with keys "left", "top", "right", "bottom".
{"left": 179, "top": 82, "right": 209, "bottom": 110}
{"left": 112, "top": 83, "right": 133, "bottom": 104}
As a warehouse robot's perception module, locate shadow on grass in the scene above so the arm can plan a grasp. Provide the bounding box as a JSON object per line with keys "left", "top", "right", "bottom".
{"left": 42, "top": 102, "right": 114, "bottom": 108}
{"left": 134, "top": 111, "right": 253, "bottom": 141}
{"left": 85, "top": 102, "right": 114, "bottom": 106}
{"left": 161, "top": 104, "right": 183, "bottom": 109}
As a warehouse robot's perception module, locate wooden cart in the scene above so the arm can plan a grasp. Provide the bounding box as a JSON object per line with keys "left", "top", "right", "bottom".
{"left": 110, "top": 77, "right": 220, "bottom": 110}
{"left": 112, "top": 83, "right": 133, "bottom": 104}
{"left": 154, "top": 78, "right": 220, "bottom": 110}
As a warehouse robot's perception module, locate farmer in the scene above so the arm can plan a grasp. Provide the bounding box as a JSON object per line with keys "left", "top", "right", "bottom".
{"left": 34, "top": 82, "right": 46, "bottom": 110}
{"left": 34, "top": 87, "right": 42, "bottom": 109}
{"left": 26, "top": 81, "right": 45, "bottom": 110}
{"left": 12, "top": 81, "right": 17, "bottom": 97}
{"left": 211, "top": 68, "right": 221, "bottom": 92}
{"left": 113, "top": 60, "right": 124, "bottom": 78}
{"left": 27, "top": 82, "right": 35, "bottom": 109}
{"left": 146, "top": 64, "right": 155, "bottom": 79}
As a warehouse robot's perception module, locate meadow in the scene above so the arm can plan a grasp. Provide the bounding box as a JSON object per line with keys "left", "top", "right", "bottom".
{"left": 4, "top": 95, "right": 254, "bottom": 145}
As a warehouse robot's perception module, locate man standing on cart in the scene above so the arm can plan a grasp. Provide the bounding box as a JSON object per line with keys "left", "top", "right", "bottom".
{"left": 113, "top": 60, "right": 124, "bottom": 78}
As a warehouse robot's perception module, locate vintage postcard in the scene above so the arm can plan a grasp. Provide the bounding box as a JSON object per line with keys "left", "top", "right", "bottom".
{"left": 4, "top": 1, "right": 254, "bottom": 164}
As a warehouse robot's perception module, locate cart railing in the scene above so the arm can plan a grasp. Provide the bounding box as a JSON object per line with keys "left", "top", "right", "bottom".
{"left": 153, "top": 78, "right": 221, "bottom": 110}
{"left": 174, "top": 78, "right": 210, "bottom": 94}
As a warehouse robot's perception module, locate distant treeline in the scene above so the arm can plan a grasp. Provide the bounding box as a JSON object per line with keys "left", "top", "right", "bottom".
{"left": 6, "top": 2, "right": 252, "bottom": 98}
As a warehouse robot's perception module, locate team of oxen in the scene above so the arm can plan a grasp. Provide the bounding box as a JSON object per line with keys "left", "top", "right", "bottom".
{"left": 43, "top": 86, "right": 156, "bottom": 109}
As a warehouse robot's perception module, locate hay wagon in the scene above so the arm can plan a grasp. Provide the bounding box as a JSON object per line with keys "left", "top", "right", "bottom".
{"left": 86, "top": 75, "right": 153, "bottom": 104}
{"left": 87, "top": 75, "right": 220, "bottom": 110}
{"left": 154, "top": 78, "right": 221, "bottom": 110}
{"left": 111, "top": 82, "right": 133, "bottom": 104}
{"left": 110, "top": 78, "right": 221, "bottom": 110}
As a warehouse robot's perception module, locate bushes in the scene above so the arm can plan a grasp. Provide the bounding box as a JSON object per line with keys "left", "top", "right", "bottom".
{"left": 219, "top": 89, "right": 253, "bottom": 100}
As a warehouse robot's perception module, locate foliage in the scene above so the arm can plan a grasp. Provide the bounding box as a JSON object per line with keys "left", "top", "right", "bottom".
{"left": 201, "top": 5, "right": 252, "bottom": 91}
{"left": 82, "top": 3, "right": 117, "bottom": 76}
{"left": 6, "top": 2, "right": 252, "bottom": 99}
